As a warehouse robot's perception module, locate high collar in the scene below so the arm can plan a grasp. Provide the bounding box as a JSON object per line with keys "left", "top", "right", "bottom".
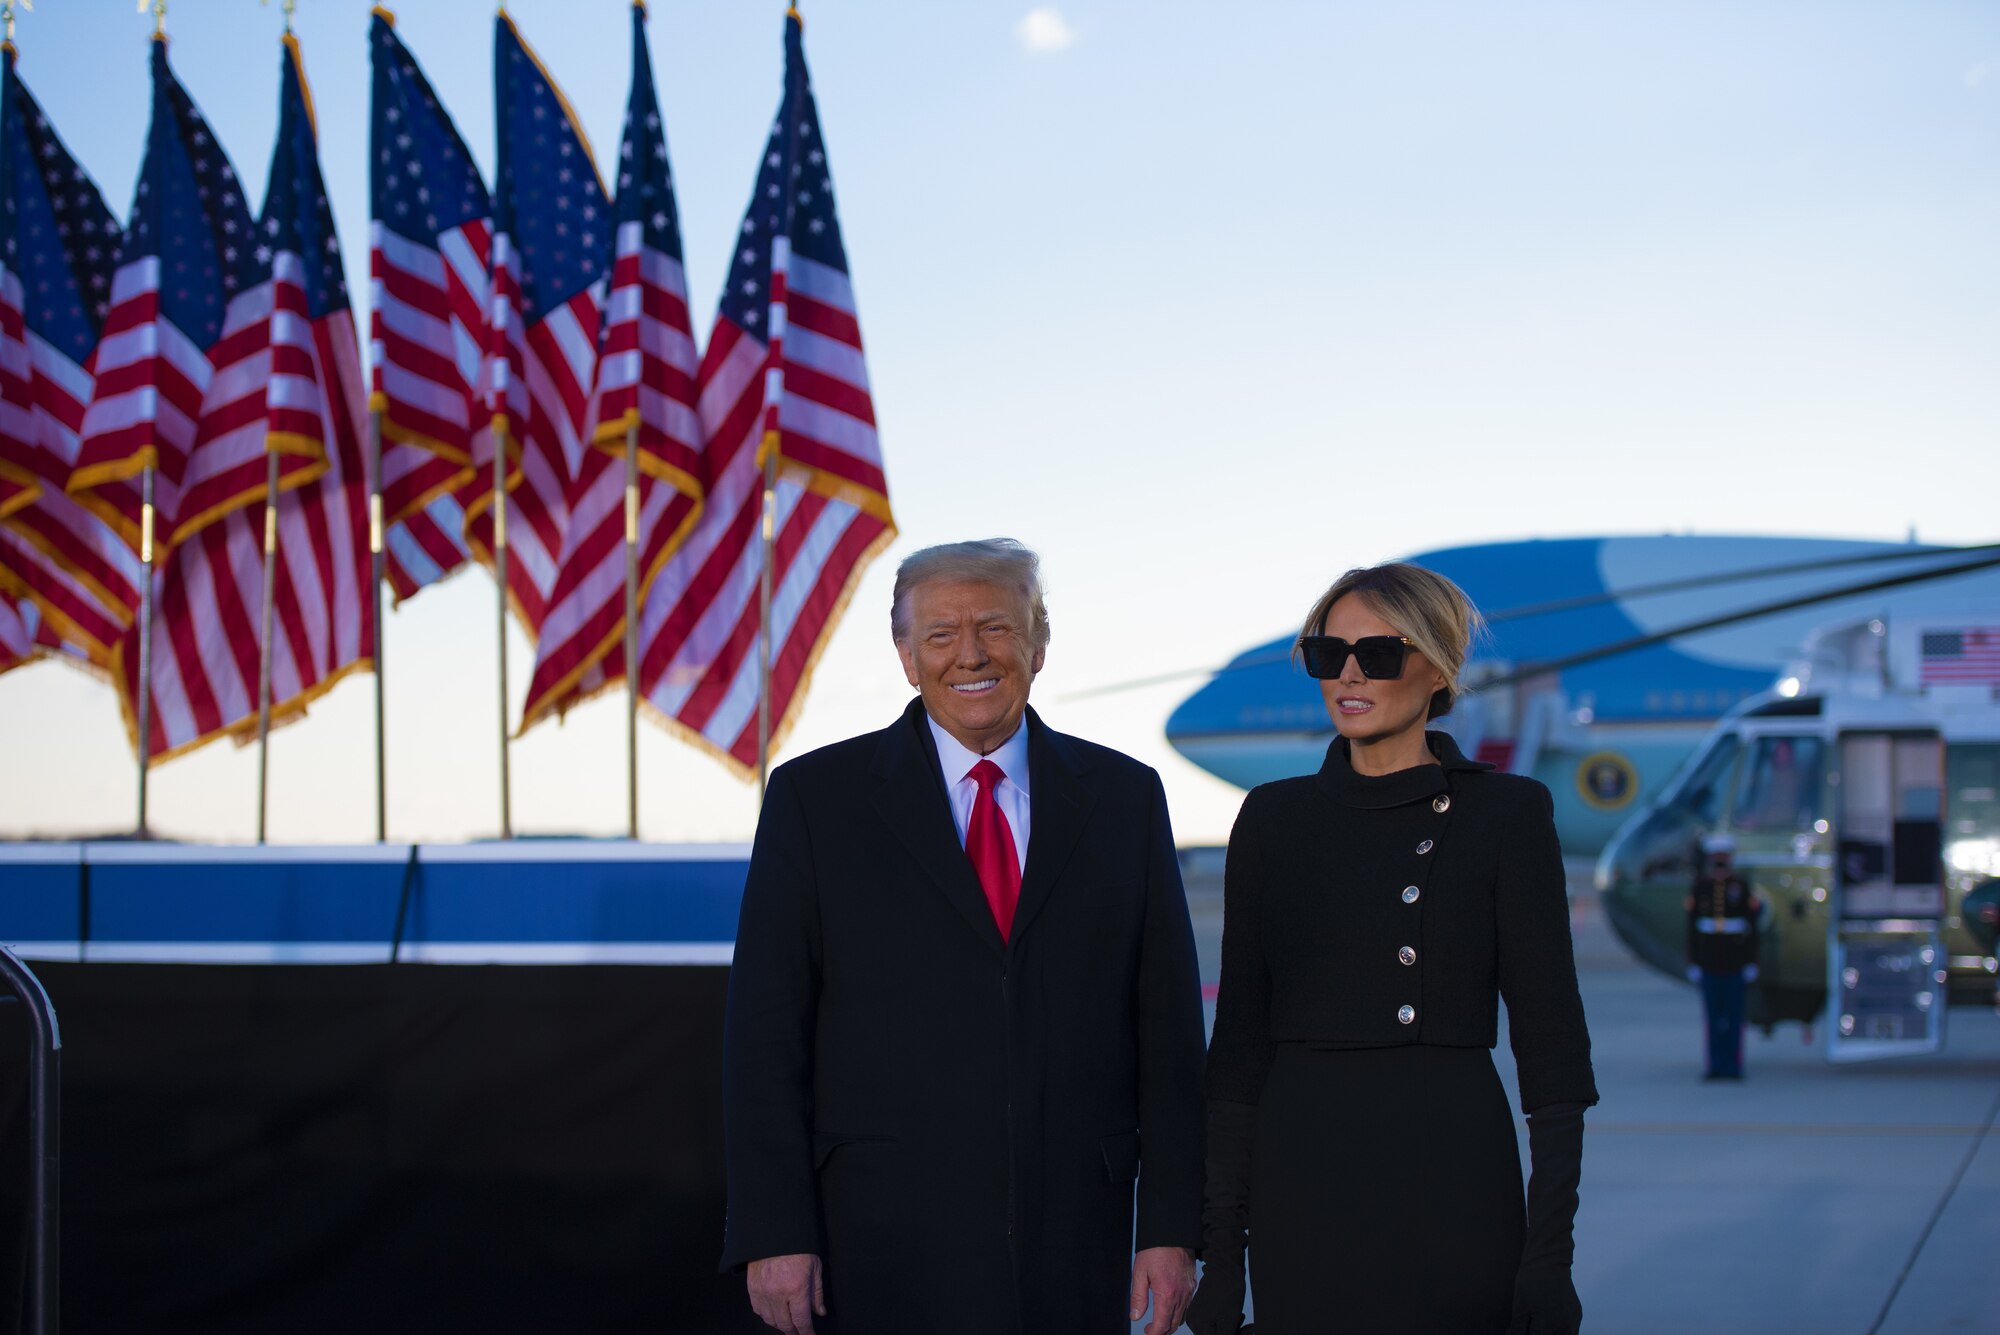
{"left": 1314, "top": 728, "right": 1491, "bottom": 809}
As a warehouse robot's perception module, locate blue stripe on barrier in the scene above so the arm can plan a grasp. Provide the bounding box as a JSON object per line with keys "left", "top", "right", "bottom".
{"left": 408, "top": 858, "right": 747, "bottom": 944}
{"left": 0, "top": 843, "right": 752, "bottom": 962}
{"left": 87, "top": 852, "right": 412, "bottom": 944}
{"left": 0, "top": 844, "right": 83, "bottom": 943}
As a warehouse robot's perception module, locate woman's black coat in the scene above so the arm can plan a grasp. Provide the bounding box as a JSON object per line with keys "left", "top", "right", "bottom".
{"left": 1206, "top": 730, "right": 1597, "bottom": 1112}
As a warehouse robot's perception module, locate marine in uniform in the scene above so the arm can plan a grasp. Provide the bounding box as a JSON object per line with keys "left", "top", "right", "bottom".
{"left": 1686, "top": 833, "right": 1761, "bottom": 1080}
{"left": 1187, "top": 564, "right": 1597, "bottom": 1335}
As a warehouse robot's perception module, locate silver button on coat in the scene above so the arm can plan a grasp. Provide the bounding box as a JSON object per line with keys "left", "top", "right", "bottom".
{"left": 1399, "top": 946, "right": 1416, "bottom": 965}
{"left": 1432, "top": 795, "right": 1451, "bottom": 813}
{"left": 1401, "top": 885, "right": 1420, "bottom": 904}
{"left": 1416, "top": 839, "right": 1434, "bottom": 854}
{"left": 1397, "top": 1005, "right": 1416, "bottom": 1024}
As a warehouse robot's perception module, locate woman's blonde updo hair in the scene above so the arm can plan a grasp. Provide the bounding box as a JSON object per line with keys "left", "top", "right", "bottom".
{"left": 1294, "top": 562, "right": 1485, "bottom": 720}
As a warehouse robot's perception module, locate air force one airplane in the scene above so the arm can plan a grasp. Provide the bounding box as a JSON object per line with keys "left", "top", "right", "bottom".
{"left": 1163, "top": 535, "right": 2000, "bottom": 857}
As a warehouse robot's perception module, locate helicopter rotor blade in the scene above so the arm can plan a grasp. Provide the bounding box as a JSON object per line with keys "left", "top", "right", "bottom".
{"left": 1464, "top": 548, "right": 2000, "bottom": 697}
{"left": 1254, "top": 549, "right": 2000, "bottom": 738}
{"left": 1061, "top": 647, "right": 1304, "bottom": 702}
{"left": 1486, "top": 541, "right": 1999, "bottom": 623}
{"left": 1060, "top": 540, "right": 1998, "bottom": 704}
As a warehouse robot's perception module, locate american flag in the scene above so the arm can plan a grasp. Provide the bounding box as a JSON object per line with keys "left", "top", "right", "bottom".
{"left": 0, "top": 520, "right": 127, "bottom": 667}
{"left": 380, "top": 477, "right": 471, "bottom": 602}
{"left": 68, "top": 36, "right": 325, "bottom": 557}
{"left": 367, "top": 10, "right": 484, "bottom": 599}
{"left": 467, "top": 11, "right": 610, "bottom": 642}
{"left": 0, "top": 539, "right": 99, "bottom": 677}
{"left": 257, "top": 35, "right": 376, "bottom": 722}
{"left": 520, "top": 0, "right": 703, "bottom": 732}
{"left": 114, "top": 34, "right": 375, "bottom": 762}
{"left": 0, "top": 567, "right": 79, "bottom": 674}
{"left": 1920, "top": 628, "right": 2000, "bottom": 686}
{"left": 0, "top": 518, "right": 119, "bottom": 674}
{"left": 0, "top": 42, "right": 143, "bottom": 668}
{"left": 634, "top": 10, "right": 894, "bottom": 775}
{"left": 0, "top": 576, "right": 36, "bottom": 671}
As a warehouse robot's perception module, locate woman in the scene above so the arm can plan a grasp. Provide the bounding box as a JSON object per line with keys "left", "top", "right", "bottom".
{"left": 1186, "top": 563, "right": 1597, "bottom": 1335}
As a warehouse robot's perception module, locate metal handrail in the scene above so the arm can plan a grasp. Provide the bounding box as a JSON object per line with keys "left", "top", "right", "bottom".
{"left": 0, "top": 945, "right": 59, "bottom": 1335}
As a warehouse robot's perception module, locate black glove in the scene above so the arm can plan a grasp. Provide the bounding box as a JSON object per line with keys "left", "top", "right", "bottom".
{"left": 1185, "top": 1266, "right": 1246, "bottom": 1335}
{"left": 1185, "top": 1099, "right": 1256, "bottom": 1335}
{"left": 1506, "top": 1102, "right": 1586, "bottom": 1335}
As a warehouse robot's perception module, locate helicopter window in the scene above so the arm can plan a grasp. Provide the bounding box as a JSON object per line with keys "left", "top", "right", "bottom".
{"left": 1730, "top": 736, "right": 1825, "bottom": 832}
{"left": 1676, "top": 733, "right": 1741, "bottom": 825}
{"left": 1623, "top": 803, "right": 1698, "bottom": 884}
{"left": 1947, "top": 745, "right": 1998, "bottom": 832}
{"left": 1744, "top": 697, "right": 1823, "bottom": 718}
{"left": 1946, "top": 745, "right": 2000, "bottom": 879}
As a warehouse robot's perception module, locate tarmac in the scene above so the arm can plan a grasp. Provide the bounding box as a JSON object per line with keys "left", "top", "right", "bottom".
{"left": 1153, "top": 856, "right": 2000, "bottom": 1335}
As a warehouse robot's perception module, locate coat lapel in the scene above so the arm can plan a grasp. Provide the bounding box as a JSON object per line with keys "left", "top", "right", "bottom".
{"left": 1008, "top": 707, "right": 1097, "bottom": 947}
{"left": 868, "top": 698, "right": 1006, "bottom": 956}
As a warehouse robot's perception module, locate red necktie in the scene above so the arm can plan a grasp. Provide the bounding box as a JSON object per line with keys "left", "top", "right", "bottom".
{"left": 965, "top": 759, "right": 1022, "bottom": 943}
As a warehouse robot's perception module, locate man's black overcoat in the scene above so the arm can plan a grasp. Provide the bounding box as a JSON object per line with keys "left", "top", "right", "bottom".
{"left": 721, "top": 699, "right": 1206, "bottom": 1334}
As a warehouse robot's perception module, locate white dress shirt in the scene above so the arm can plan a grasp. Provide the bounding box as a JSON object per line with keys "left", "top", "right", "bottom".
{"left": 926, "top": 713, "right": 1032, "bottom": 875}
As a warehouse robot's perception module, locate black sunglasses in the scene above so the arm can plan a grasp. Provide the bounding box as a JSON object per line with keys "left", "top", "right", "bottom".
{"left": 1300, "top": 635, "right": 1413, "bottom": 680}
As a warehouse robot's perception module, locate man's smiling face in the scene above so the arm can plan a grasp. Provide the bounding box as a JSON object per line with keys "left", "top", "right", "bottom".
{"left": 896, "top": 578, "right": 1046, "bottom": 755}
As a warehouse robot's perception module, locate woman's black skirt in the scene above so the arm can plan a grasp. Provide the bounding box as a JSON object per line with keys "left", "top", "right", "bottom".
{"left": 1249, "top": 1042, "right": 1525, "bottom": 1334}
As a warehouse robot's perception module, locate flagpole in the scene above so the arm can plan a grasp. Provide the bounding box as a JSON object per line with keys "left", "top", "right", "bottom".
{"left": 253, "top": 450, "right": 280, "bottom": 843}
{"left": 368, "top": 408, "right": 387, "bottom": 843}
{"left": 757, "top": 202, "right": 792, "bottom": 798}
{"left": 624, "top": 418, "right": 640, "bottom": 840}
{"left": 493, "top": 417, "right": 512, "bottom": 839}
{"left": 756, "top": 3, "right": 807, "bottom": 794}
{"left": 129, "top": 0, "right": 167, "bottom": 843}
{"left": 757, "top": 448, "right": 776, "bottom": 797}
{"left": 252, "top": 0, "right": 300, "bottom": 846}
{"left": 134, "top": 463, "right": 156, "bottom": 837}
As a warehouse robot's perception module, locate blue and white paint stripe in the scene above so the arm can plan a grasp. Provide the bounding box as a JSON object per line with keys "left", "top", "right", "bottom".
{"left": 0, "top": 841, "right": 751, "bottom": 966}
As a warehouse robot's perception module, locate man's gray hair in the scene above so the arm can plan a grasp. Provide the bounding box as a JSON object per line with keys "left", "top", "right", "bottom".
{"left": 891, "top": 538, "right": 1051, "bottom": 648}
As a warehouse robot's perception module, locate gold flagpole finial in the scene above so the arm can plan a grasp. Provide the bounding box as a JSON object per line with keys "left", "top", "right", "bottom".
{"left": 139, "top": 0, "right": 165, "bottom": 37}
{"left": 258, "top": 0, "right": 296, "bottom": 32}
{"left": 3, "top": 1, "right": 31, "bottom": 49}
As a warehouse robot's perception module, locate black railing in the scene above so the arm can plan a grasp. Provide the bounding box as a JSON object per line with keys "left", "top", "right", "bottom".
{"left": 0, "top": 945, "right": 59, "bottom": 1335}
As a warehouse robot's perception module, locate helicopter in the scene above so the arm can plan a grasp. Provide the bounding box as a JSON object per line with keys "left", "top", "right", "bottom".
{"left": 1157, "top": 534, "right": 2000, "bottom": 858}
{"left": 1594, "top": 608, "right": 2000, "bottom": 1059}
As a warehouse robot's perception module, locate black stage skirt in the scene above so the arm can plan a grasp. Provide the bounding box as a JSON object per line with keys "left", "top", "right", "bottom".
{"left": 1249, "top": 1043, "right": 1525, "bottom": 1335}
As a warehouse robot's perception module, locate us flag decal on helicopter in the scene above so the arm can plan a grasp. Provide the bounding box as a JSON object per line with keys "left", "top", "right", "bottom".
{"left": 1919, "top": 628, "right": 2000, "bottom": 685}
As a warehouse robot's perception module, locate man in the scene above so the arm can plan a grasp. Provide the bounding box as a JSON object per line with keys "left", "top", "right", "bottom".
{"left": 1685, "top": 832, "right": 1762, "bottom": 1080}
{"left": 722, "top": 538, "right": 1205, "bottom": 1335}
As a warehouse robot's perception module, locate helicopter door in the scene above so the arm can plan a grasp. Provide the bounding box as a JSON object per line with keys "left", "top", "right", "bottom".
{"left": 1828, "top": 730, "right": 1947, "bottom": 1063}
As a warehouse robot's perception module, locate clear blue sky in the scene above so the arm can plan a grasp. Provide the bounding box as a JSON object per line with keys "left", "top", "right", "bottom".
{"left": 2, "top": 0, "right": 1996, "bottom": 845}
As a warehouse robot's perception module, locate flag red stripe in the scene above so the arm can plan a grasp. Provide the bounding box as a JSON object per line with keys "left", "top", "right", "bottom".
{"left": 780, "top": 360, "right": 875, "bottom": 429}
{"left": 676, "top": 490, "right": 829, "bottom": 734}
{"left": 724, "top": 511, "right": 885, "bottom": 766}
{"left": 778, "top": 436, "right": 889, "bottom": 498}
{"left": 785, "top": 290, "right": 862, "bottom": 349}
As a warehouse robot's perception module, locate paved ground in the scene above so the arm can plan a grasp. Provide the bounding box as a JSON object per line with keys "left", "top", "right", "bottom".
{"left": 1145, "top": 858, "right": 2000, "bottom": 1335}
